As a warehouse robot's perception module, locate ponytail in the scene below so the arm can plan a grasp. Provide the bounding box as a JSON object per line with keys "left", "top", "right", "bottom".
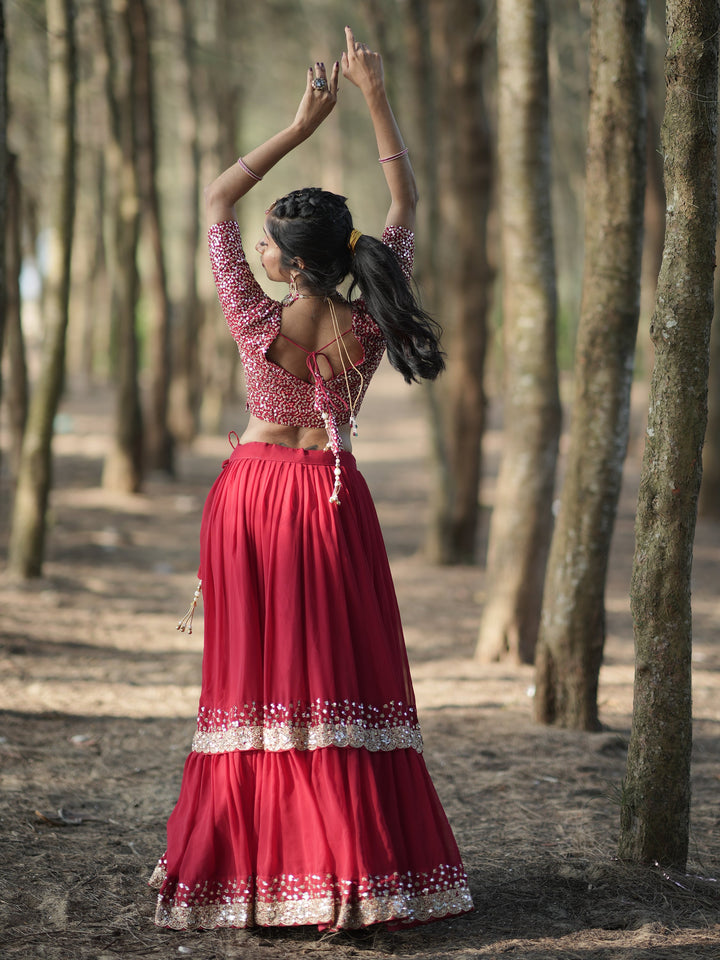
{"left": 266, "top": 187, "right": 445, "bottom": 382}
{"left": 348, "top": 235, "right": 445, "bottom": 383}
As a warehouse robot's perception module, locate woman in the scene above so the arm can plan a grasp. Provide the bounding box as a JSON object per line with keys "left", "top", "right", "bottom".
{"left": 150, "top": 27, "right": 473, "bottom": 931}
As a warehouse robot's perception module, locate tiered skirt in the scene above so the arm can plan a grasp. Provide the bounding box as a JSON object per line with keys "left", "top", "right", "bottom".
{"left": 150, "top": 442, "right": 472, "bottom": 930}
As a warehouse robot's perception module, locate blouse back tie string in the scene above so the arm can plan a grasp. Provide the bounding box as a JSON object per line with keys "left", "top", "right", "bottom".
{"left": 278, "top": 300, "right": 365, "bottom": 506}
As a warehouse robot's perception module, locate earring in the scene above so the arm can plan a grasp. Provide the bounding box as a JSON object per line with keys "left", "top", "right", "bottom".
{"left": 289, "top": 273, "right": 300, "bottom": 299}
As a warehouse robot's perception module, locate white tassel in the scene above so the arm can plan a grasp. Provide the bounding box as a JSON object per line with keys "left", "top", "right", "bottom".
{"left": 329, "top": 454, "right": 342, "bottom": 506}
{"left": 177, "top": 580, "right": 202, "bottom": 634}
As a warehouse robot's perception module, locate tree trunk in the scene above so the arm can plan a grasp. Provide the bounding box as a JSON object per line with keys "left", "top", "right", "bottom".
{"left": 639, "top": 31, "right": 666, "bottom": 345}
{"left": 475, "top": 0, "right": 560, "bottom": 664}
{"left": 403, "top": 1, "right": 452, "bottom": 542}
{"left": 4, "top": 153, "right": 28, "bottom": 482}
{"left": 618, "top": 0, "right": 719, "bottom": 869}
{"left": 299, "top": 0, "right": 344, "bottom": 194}
{"left": 99, "top": 0, "right": 144, "bottom": 493}
{"left": 7, "top": 0, "right": 76, "bottom": 577}
{"left": 195, "top": 0, "right": 243, "bottom": 435}
{"left": 424, "top": 0, "right": 494, "bottom": 565}
{"left": 131, "top": 0, "right": 174, "bottom": 474}
{"left": 75, "top": 152, "right": 108, "bottom": 385}
{"left": 166, "top": 0, "right": 202, "bottom": 444}
{"left": 533, "top": 0, "right": 648, "bottom": 729}
{"left": 404, "top": 0, "right": 440, "bottom": 309}
{"left": 698, "top": 220, "right": 720, "bottom": 518}
{"left": 0, "top": 0, "right": 6, "bottom": 403}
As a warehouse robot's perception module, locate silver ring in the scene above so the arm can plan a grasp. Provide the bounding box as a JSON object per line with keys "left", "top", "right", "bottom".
{"left": 312, "top": 78, "right": 328, "bottom": 91}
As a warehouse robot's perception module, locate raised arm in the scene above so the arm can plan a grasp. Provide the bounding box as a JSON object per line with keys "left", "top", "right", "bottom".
{"left": 341, "top": 25, "right": 418, "bottom": 231}
{"left": 204, "top": 62, "right": 340, "bottom": 226}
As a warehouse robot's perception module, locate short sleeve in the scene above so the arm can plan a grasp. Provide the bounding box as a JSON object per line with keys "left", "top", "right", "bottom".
{"left": 381, "top": 225, "right": 414, "bottom": 281}
{"left": 208, "top": 220, "right": 278, "bottom": 345}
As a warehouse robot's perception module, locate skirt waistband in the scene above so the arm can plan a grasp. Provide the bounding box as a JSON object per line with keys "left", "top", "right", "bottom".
{"left": 228, "top": 440, "right": 357, "bottom": 470}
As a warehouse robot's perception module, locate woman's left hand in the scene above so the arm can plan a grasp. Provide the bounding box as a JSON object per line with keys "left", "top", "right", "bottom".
{"left": 292, "top": 61, "right": 340, "bottom": 138}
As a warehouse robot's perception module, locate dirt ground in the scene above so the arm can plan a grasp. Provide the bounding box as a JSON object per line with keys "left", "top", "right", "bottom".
{"left": 1, "top": 363, "right": 720, "bottom": 960}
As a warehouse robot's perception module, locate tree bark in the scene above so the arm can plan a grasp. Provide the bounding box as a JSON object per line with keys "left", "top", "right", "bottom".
{"left": 74, "top": 151, "right": 108, "bottom": 385}
{"left": 166, "top": 0, "right": 202, "bottom": 444}
{"left": 404, "top": 0, "right": 440, "bottom": 308}
{"left": 0, "top": 0, "right": 6, "bottom": 403}
{"left": 424, "top": 0, "right": 494, "bottom": 565}
{"left": 99, "top": 0, "right": 144, "bottom": 493}
{"left": 639, "top": 18, "right": 666, "bottom": 343}
{"left": 299, "top": 0, "right": 344, "bottom": 194}
{"left": 195, "top": 0, "right": 242, "bottom": 435}
{"left": 533, "top": 0, "right": 648, "bottom": 729}
{"left": 618, "top": 0, "right": 719, "bottom": 869}
{"left": 403, "top": 1, "right": 451, "bottom": 544}
{"left": 4, "top": 153, "right": 28, "bottom": 482}
{"left": 131, "top": 0, "right": 174, "bottom": 474}
{"left": 698, "top": 222, "right": 720, "bottom": 518}
{"left": 7, "top": 0, "right": 76, "bottom": 577}
{"left": 476, "top": 0, "right": 560, "bottom": 664}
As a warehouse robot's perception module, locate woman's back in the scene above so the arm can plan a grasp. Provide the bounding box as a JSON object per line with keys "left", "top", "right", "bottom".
{"left": 267, "top": 296, "right": 363, "bottom": 384}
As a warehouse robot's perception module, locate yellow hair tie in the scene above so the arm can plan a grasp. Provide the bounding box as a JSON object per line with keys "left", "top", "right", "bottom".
{"left": 348, "top": 228, "right": 362, "bottom": 253}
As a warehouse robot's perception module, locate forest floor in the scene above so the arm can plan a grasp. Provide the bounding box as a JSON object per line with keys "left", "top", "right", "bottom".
{"left": 1, "top": 362, "right": 720, "bottom": 960}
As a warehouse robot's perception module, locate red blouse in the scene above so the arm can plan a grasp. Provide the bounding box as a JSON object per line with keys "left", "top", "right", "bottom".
{"left": 208, "top": 220, "right": 414, "bottom": 450}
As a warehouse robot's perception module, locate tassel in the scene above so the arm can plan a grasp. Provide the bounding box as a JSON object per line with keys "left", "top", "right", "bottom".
{"left": 329, "top": 454, "right": 342, "bottom": 506}
{"left": 177, "top": 580, "right": 202, "bottom": 634}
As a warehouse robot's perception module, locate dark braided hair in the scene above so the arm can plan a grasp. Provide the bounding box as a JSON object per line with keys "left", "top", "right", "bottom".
{"left": 266, "top": 187, "right": 445, "bottom": 383}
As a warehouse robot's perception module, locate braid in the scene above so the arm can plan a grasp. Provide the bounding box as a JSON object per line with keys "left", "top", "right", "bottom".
{"left": 267, "top": 188, "right": 352, "bottom": 291}
{"left": 270, "top": 187, "right": 348, "bottom": 222}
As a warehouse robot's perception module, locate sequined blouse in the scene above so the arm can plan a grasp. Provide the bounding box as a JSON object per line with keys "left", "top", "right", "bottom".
{"left": 207, "top": 220, "right": 414, "bottom": 447}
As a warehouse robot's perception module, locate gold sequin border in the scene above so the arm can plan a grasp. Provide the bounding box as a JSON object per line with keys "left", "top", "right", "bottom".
{"left": 192, "top": 699, "right": 424, "bottom": 754}
{"left": 150, "top": 860, "right": 473, "bottom": 930}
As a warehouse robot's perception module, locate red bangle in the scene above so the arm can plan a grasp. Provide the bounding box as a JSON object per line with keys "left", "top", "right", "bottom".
{"left": 237, "top": 157, "right": 262, "bottom": 181}
{"left": 379, "top": 147, "right": 409, "bottom": 164}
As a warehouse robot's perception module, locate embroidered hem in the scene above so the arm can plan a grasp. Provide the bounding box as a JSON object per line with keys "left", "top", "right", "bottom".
{"left": 192, "top": 699, "right": 423, "bottom": 754}
{"left": 149, "top": 860, "right": 473, "bottom": 930}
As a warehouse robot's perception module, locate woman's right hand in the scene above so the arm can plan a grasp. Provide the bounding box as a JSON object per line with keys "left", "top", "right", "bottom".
{"left": 341, "top": 25, "right": 385, "bottom": 95}
{"left": 204, "top": 60, "right": 340, "bottom": 223}
{"left": 291, "top": 61, "right": 340, "bottom": 138}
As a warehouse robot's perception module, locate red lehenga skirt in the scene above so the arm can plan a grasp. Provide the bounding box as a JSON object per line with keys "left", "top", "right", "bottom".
{"left": 149, "top": 441, "right": 473, "bottom": 930}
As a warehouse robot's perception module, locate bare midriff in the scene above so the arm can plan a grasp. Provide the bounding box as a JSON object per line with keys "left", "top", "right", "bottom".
{"left": 238, "top": 415, "right": 353, "bottom": 452}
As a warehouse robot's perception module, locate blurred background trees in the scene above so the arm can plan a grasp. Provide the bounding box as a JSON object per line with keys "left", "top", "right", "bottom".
{"left": 7, "top": 0, "right": 77, "bottom": 576}
{"left": 0, "top": 0, "right": 6, "bottom": 415}
{"left": 0, "top": 0, "right": 573, "bottom": 577}
{"left": 475, "top": 0, "right": 560, "bottom": 665}
{"left": 534, "top": 0, "right": 648, "bottom": 729}
{"left": 0, "top": 2, "right": 717, "bottom": 691}
{"left": 619, "top": 0, "right": 719, "bottom": 870}
{"left": 1, "top": 0, "right": 718, "bottom": 874}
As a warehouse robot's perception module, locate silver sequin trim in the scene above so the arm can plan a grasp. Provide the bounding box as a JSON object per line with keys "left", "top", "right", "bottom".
{"left": 150, "top": 860, "right": 473, "bottom": 930}
{"left": 191, "top": 699, "right": 423, "bottom": 754}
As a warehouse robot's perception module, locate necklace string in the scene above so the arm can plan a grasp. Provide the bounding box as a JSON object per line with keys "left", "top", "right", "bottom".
{"left": 281, "top": 287, "right": 364, "bottom": 441}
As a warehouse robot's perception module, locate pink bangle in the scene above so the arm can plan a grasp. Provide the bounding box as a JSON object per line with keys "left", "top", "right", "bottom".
{"left": 378, "top": 147, "right": 409, "bottom": 164}
{"left": 237, "top": 157, "right": 262, "bottom": 182}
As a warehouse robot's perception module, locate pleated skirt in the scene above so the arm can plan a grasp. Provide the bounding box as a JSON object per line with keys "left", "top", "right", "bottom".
{"left": 150, "top": 441, "right": 473, "bottom": 930}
